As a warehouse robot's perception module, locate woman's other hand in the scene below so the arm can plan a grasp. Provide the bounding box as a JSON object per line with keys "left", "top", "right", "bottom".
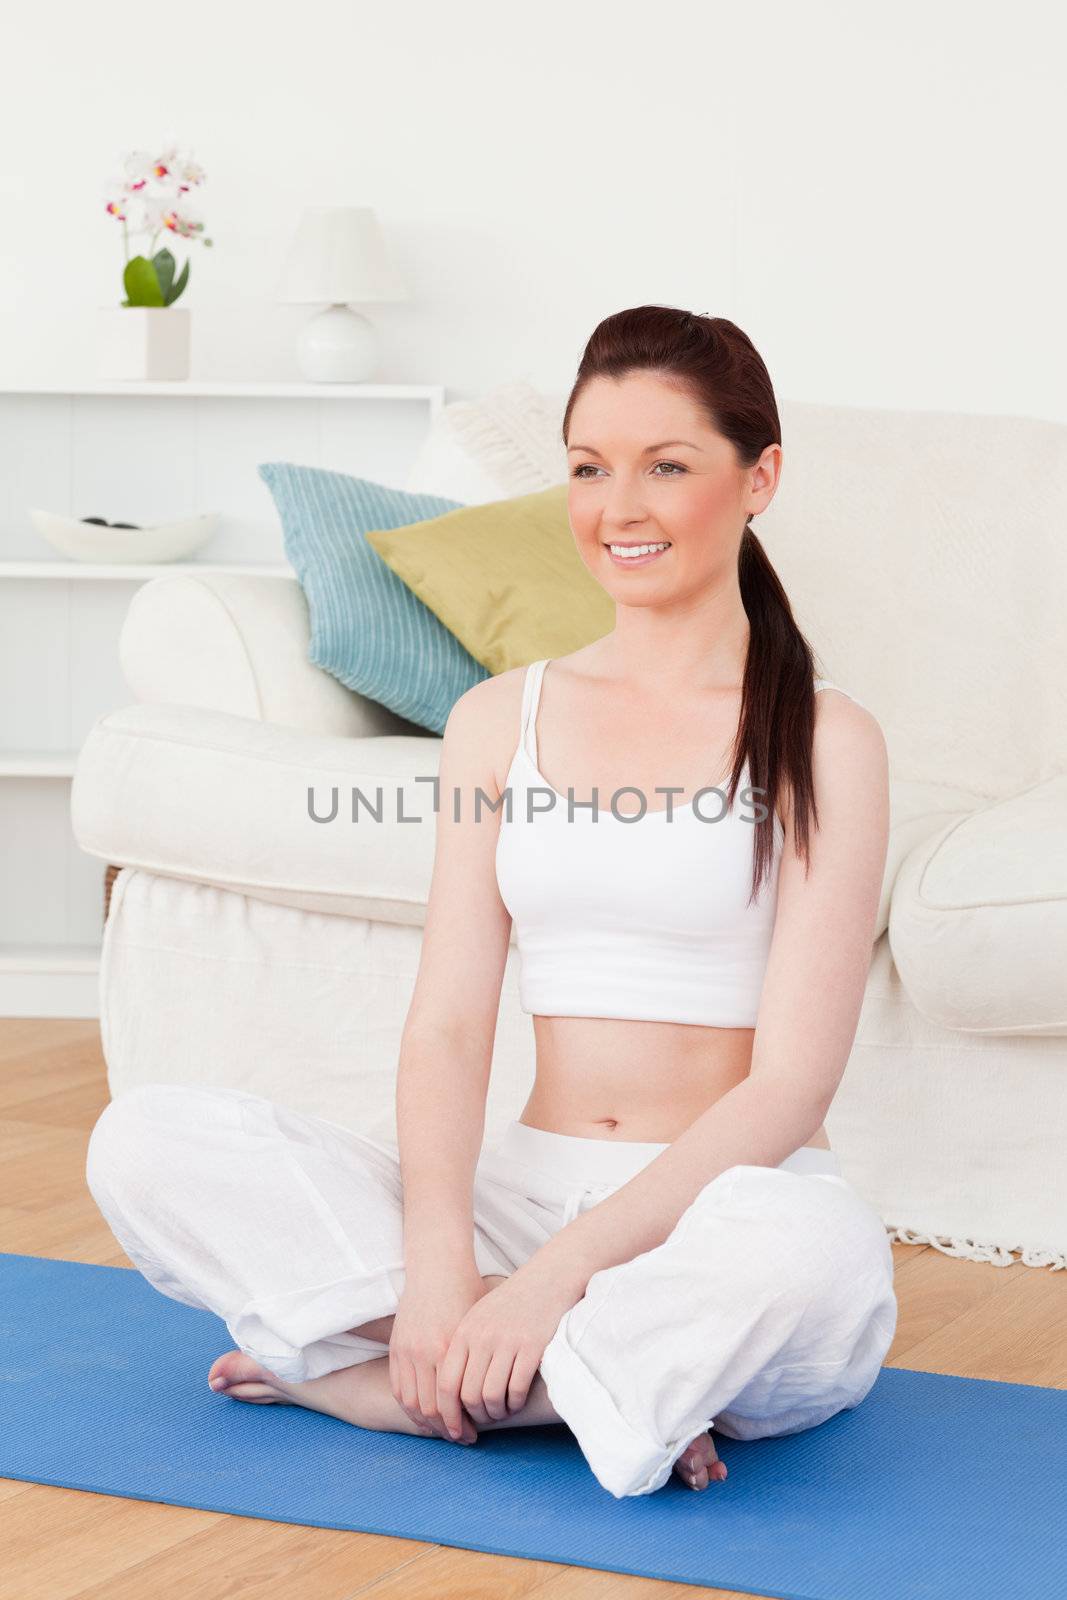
{"left": 436, "top": 1264, "right": 579, "bottom": 1430}
{"left": 389, "top": 1262, "right": 492, "bottom": 1443}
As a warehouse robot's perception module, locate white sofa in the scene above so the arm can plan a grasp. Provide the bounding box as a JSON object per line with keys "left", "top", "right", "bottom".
{"left": 70, "top": 388, "right": 1067, "bottom": 1268}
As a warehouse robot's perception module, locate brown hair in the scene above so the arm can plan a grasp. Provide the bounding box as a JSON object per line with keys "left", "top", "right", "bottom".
{"left": 561, "top": 303, "right": 821, "bottom": 901}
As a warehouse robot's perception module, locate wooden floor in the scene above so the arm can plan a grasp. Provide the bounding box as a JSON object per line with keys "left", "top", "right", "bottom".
{"left": 1, "top": 1020, "right": 1064, "bottom": 1600}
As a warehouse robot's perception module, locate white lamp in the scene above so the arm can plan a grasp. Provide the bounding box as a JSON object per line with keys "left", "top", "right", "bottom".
{"left": 276, "top": 206, "right": 408, "bottom": 382}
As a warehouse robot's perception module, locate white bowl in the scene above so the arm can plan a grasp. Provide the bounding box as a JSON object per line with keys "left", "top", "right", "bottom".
{"left": 29, "top": 508, "right": 219, "bottom": 564}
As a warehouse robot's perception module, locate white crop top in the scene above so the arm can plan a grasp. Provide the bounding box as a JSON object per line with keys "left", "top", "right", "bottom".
{"left": 494, "top": 658, "right": 859, "bottom": 1028}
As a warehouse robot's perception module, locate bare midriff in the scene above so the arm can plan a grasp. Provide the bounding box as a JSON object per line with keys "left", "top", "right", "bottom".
{"left": 517, "top": 1014, "right": 831, "bottom": 1149}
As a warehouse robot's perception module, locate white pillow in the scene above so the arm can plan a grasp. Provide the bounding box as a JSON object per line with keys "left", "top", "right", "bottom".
{"left": 405, "top": 380, "right": 569, "bottom": 502}
{"left": 403, "top": 418, "right": 503, "bottom": 505}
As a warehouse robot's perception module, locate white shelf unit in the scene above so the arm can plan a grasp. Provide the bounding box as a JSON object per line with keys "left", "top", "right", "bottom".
{"left": 0, "top": 380, "right": 444, "bottom": 401}
{"left": 0, "top": 560, "right": 294, "bottom": 580}
{"left": 0, "top": 380, "right": 444, "bottom": 1017}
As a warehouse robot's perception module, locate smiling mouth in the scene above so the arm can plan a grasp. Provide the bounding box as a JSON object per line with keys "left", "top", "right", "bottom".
{"left": 603, "top": 540, "right": 672, "bottom": 563}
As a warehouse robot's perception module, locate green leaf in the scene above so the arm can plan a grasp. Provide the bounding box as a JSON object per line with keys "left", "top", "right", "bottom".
{"left": 152, "top": 247, "right": 176, "bottom": 302}
{"left": 123, "top": 256, "right": 164, "bottom": 307}
{"left": 166, "top": 257, "right": 190, "bottom": 306}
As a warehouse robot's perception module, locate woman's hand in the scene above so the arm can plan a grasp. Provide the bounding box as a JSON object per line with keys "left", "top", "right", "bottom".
{"left": 389, "top": 1261, "right": 490, "bottom": 1444}
{"left": 435, "top": 1260, "right": 582, "bottom": 1434}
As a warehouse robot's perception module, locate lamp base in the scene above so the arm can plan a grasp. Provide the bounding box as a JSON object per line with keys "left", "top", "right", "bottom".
{"left": 295, "top": 305, "right": 378, "bottom": 382}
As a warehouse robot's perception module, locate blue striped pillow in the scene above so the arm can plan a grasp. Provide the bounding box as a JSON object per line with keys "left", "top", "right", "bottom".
{"left": 258, "top": 462, "right": 490, "bottom": 733}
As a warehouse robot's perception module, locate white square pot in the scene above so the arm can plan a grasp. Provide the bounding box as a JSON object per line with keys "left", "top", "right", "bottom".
{"left": 97, "top": 306, "right": 191, "bottom": 381}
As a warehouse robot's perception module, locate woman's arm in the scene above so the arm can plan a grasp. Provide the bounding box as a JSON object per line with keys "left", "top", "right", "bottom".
{"left": 397, "top": 673, "right": 517, "bottom": 1283}
{"left": 522, "top": 688, "right": 891, "bottom": 1301}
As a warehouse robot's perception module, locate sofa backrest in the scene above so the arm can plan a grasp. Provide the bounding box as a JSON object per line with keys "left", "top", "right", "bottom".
{"left": 765, "top": 400, "right": 1066, "bottom": 799}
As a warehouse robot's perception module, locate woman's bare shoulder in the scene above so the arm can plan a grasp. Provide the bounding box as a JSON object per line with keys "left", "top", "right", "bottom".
{"left": 810, "top": 687, "right": 889, "bottom": 806}
{"left": 440, "top": 667, "right": 529, "bottom": 799}
{"left": 444, "top": 664, "right": 526, "bottom": 737}
{"left": 813, "top": 682, "right": 886, "bottom": 746}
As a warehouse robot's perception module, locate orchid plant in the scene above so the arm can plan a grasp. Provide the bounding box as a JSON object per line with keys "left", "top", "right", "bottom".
{"left": 104, "top": 145, "right": 213, "bottom": 309}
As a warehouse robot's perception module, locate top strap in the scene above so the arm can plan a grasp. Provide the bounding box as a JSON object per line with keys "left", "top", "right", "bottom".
{"left": 521, "top": 659, "right": 550, "bottom": 764}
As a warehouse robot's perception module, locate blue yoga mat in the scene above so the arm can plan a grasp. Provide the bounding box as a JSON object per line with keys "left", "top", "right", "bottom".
{"left": 0, "top": 1251, "right": 1063, "bottom": 1600}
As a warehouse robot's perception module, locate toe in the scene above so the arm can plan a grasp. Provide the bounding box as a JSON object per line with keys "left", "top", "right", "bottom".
{"left": 703, "top": 1432, "right": 728, "bottom": 1483}
{"left": 673, "top": 1430, "right": 728, "bottom": 1489}
{"left": 208, "top": 1349, "right": 273, "bottom": 1393}
{"left": 674, "top": 1440, "right": 709, "bottom": 1489}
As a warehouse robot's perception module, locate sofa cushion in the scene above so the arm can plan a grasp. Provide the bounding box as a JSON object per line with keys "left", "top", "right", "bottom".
{"left": 365, "top": 483, "right": 614, "bottom": 675}
{"left": 258, "top": 462, "right": 488, "bottom": 734}
{"left": 888, "top": 773, "right": 1067, "bottom": 1034}
{"left": 877, "top": 776, "right": 983, "bottom": 941}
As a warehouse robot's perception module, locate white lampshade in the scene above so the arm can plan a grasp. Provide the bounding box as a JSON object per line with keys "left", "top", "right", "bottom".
{"left": 276, "top": 206, "right": 407, "bottom": 305}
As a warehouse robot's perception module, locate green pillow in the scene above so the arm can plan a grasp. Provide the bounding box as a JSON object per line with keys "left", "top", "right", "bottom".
{"left": 365, "top": 484, "right": 614, "bottom": 675}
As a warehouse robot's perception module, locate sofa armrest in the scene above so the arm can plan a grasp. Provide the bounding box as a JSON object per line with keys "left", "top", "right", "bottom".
{"left": 72, "top": 702, "right": 443, "bottom": 925}
{"left": 119, "top": 572, "right": 424, "bottom": 739}
{"left": 888, "top": 772, "right": 1067, "bottom": 1035}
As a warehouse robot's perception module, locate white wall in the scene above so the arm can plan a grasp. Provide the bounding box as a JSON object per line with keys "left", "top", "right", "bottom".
{"left": 0, "top": 0, "right": 1063, "bottom": 419}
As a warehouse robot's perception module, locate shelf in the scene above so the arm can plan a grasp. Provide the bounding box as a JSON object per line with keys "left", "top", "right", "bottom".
{"left": 0, "top": 560, "right": 294, "bottom": 580}
{"left": 0, "top": 751, "right": 79, "bottom": 777}
{"left": 0, "top": 942, "right": 100, "bottom": 975}
{"left": 0, "top": 378, "right": 444, "bottom": 1018}
{"left": 0, "top": 380, "right": 446, "bottom": 401}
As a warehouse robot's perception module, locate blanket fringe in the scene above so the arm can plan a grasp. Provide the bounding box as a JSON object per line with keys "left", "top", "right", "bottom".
{"left": 888, "top": 1226, "right": 1067, "bottom": 1271}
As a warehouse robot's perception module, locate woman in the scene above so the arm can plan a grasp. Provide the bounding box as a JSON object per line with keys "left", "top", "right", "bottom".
{"left": 86, "top": 305, "right": 895, "bottom": 1501}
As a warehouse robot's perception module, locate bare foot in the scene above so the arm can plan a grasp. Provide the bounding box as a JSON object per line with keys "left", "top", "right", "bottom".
{"left": 206, "top": 1348, "right": 463, "bottom": 1437}
{"left": 207, "top": 1350, "right": 301, "bottom": 1407}
{"left": 205, "top": 1345, "right": 562, "bottom": 1441}
{"left": 205, "top": 1273, "right": 539, "bottom": 1443}
{"left": 673, "top": 1430, "right": 728, "bottom": 1491}
{"left": 207, "top": 1346, "right": 717, "bottom": 1490}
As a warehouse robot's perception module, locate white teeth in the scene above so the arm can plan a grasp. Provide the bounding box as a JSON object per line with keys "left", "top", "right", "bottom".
{"left": 608, "top": 542, "right": 670, "bottom": 558}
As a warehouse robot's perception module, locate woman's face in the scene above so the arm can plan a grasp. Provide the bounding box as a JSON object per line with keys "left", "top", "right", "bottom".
{"left": 565, "top": 371, "right": 780, "bottom": 600}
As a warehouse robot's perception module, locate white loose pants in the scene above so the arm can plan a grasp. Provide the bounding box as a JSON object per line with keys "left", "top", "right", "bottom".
{"left": 85, "top": 1083, "right": 897, "bottom": 1499}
